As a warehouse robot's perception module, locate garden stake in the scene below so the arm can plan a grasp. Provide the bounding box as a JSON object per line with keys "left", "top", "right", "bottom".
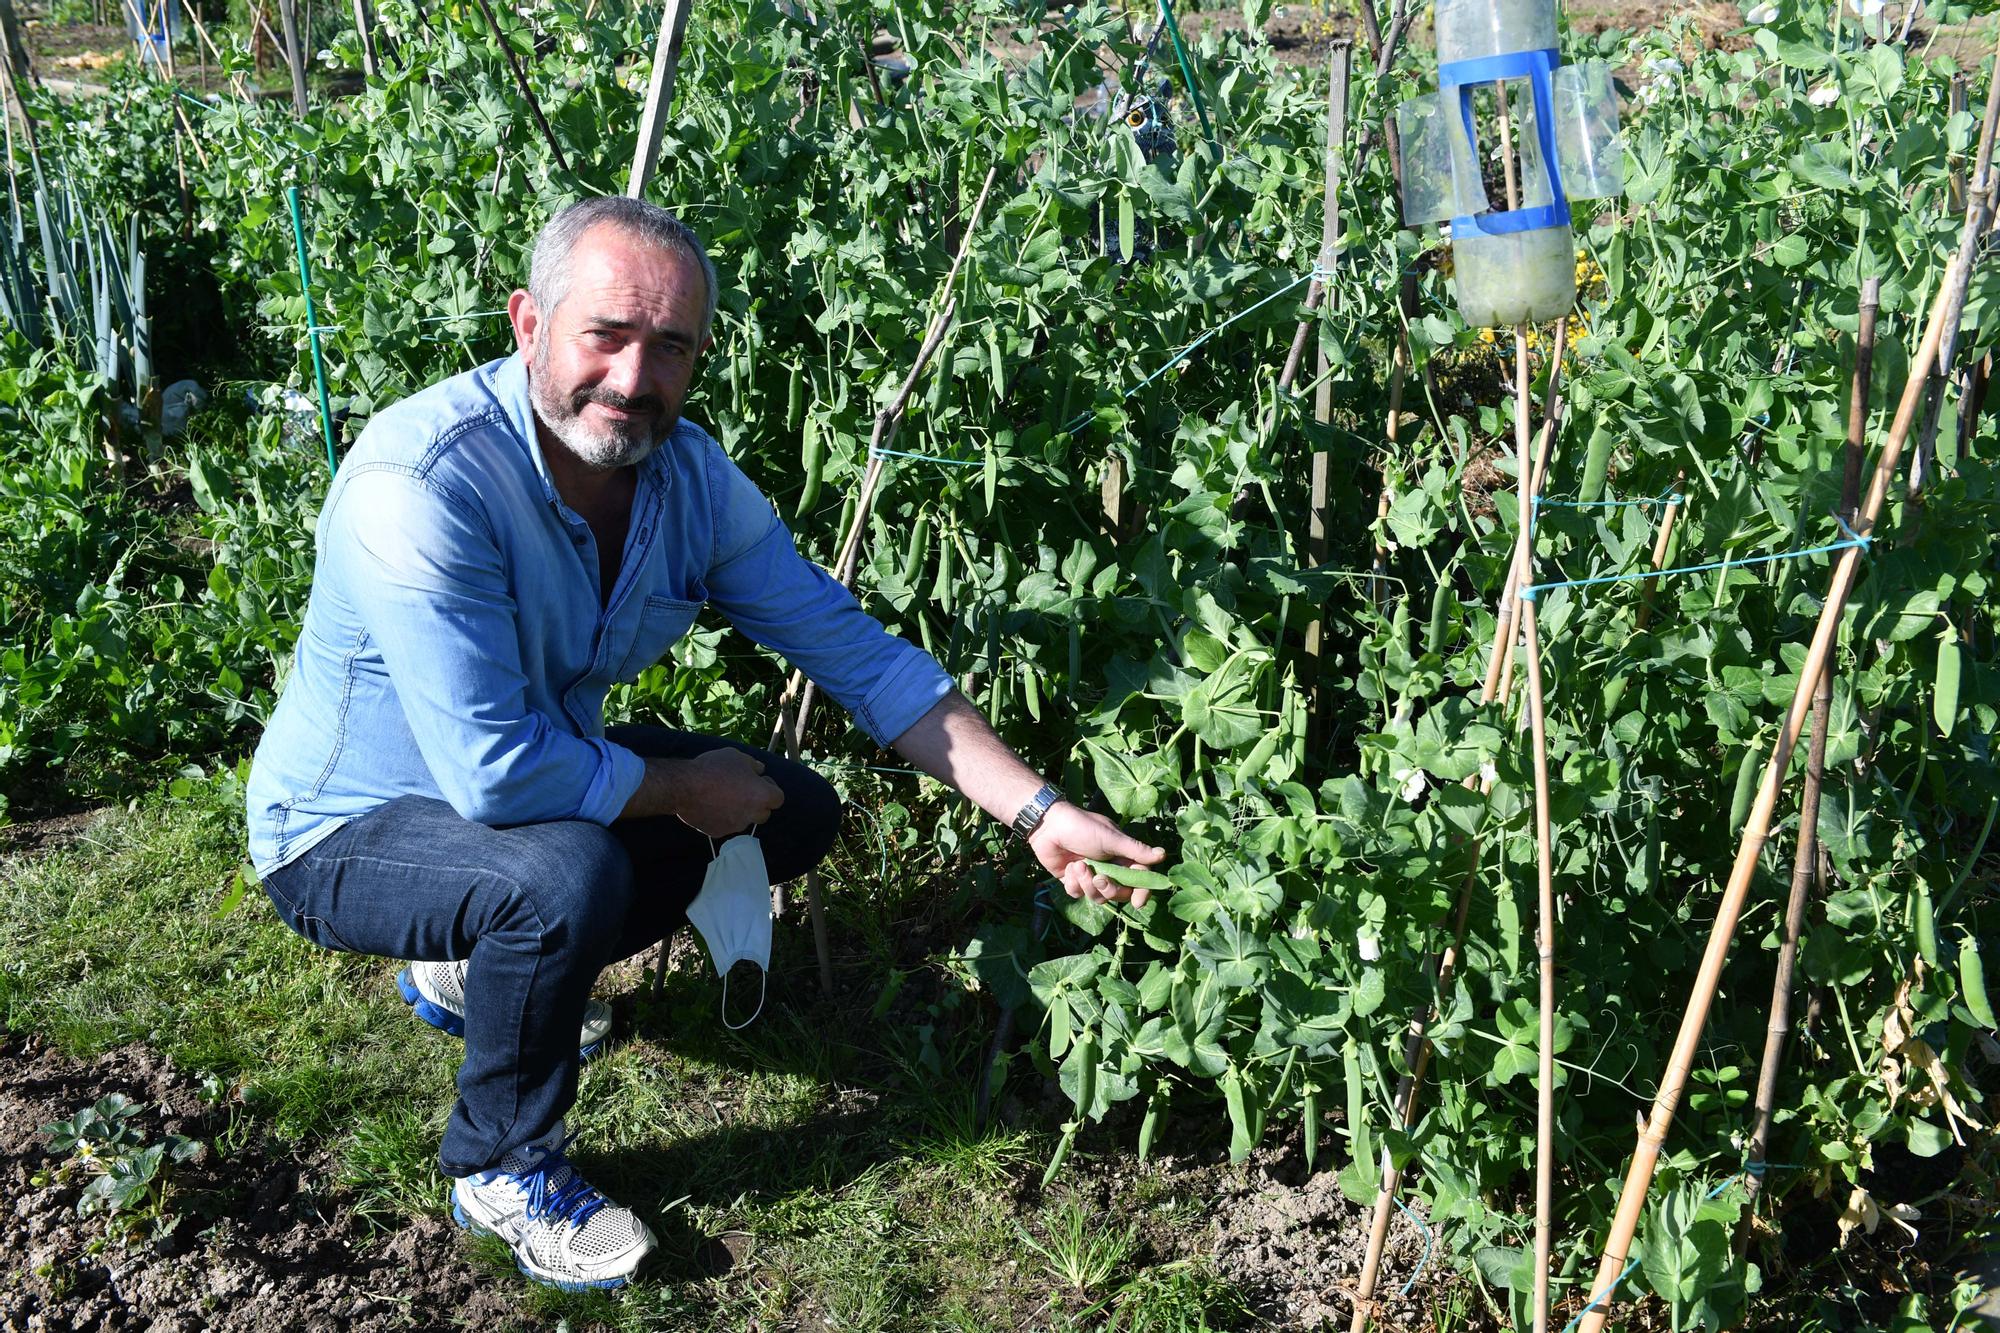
{"left": 351, "top": 0, "right": 378, "bottom": 79}
{"left": 1357, "top": 16, "right": 1626, "bottom": 1310}
{"left": 1631, "top": 470, "right": 1685, "bottom": 632}
{"left": 285, "top": 186, "right": 339, "bottom": 478}
{"left": 755, "top": 167, "right": 997, "bottom": 993}
{"left": 1910, "top": 50, "right": 2000, "bottom": 525}
{"left": 1737, "top": 277, "right": 1878, "bottom": 1240}
{"left": 276, "top": 0, "right": 307, "bottom": 115}
{"left": 1368, "top": 274, "right": 1419, "bottom": 606}
{"left": 1572, "top": 100, "right": 1992, "bottom": 1331}
{"left": 1482, "top": 336, "right": 1566, "bottom": 707}
{"left": 1301, "top": 43, "right": 1350, "bottom": 737}
{"left": 467, "top": 0, "right": 571, "bottom": 176}
{"left": 627, "top": 0, "right": 693, "bottom": 199}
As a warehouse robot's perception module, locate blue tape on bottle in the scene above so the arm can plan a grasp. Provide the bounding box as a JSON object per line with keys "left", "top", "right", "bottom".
{"left": 1438, "top": 47, "right": 1570, "bottom": 238}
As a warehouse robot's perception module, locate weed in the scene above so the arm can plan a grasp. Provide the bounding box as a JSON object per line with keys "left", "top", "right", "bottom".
{"left": 1023, "top": 1195, "right": 1138, "bottom": 1295}
{"left": 38, "top": 1093, "right": 202, "bottom": 1245}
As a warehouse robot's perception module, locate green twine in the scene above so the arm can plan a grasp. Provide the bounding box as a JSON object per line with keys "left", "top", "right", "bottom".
{"left": 1156, "top": 0, "right": 1218, "bottom": 163}
{"left": 285, "top": 187, "right": 340, "bottom": 477}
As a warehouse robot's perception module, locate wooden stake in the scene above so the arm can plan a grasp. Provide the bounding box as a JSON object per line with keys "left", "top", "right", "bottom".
{"left": 1737, "top": 278, "right": 1877, "bottom": 1239}
{"left": 1302, "top": 41, "right": 1350, "bottom": 737}
{"left": 1574, "top": 88, "right": 1993, "bottom": 1332}
{"left": 351, "top": 0, "right": 378, "bottom": 78}
{"left": 277, "top": 0, "right": 308, "bottom": 115}
{"left": 626, "top": 0, "right": 693, "bottom": 199}
{"left": 1632, "top": 472, "right": 1685, "bottom": 633}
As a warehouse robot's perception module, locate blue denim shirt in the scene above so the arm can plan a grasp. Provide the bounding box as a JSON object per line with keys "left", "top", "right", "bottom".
{"left": 245, "top": 353, "right": 952, "bottom": 875}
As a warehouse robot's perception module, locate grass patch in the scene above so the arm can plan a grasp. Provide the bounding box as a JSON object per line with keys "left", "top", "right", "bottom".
{"left": 0, "top": 781, "right": 1264, "bottom": 1331}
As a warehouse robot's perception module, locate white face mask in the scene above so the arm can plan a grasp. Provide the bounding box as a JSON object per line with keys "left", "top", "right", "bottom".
{"left": 683, "top": 833, "right": 772, "bottom": 1030}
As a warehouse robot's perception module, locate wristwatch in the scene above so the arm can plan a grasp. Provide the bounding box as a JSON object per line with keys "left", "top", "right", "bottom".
{"left": 1010, "top": 783, "right": 1064, "bottom": 841}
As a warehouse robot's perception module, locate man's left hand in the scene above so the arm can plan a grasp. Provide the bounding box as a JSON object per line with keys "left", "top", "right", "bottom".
{"left": 1027, "top": 803, "right": 1168, "bottom": 908}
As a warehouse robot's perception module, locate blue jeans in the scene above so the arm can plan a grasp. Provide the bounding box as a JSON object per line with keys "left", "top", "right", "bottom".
{"left": 259, "top": 724, "right": 841, "bottom": 1176}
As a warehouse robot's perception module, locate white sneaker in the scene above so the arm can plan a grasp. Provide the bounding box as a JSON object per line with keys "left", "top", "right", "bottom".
{"left": 451, "top": 1126, "right": 658, "bottom": 1290}
{"left": 397, "top": 960, "right": 614, "bottom": 1060}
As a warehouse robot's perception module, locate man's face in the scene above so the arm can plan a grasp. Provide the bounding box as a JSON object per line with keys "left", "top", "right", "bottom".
{"left": 510, "top": 224, "right": 712, "bottom": 471}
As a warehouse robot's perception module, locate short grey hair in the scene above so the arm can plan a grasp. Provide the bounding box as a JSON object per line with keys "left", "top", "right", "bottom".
{"left": 527, "top": 196, "right": 719, "bottom": 340}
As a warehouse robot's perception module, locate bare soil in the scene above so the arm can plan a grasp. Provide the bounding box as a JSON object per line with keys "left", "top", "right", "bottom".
{"left": 0, "top": 1031, "right": 521, "bottom": 1333}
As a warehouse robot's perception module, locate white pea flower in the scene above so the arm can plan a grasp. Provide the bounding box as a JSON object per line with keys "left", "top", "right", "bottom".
{"left": 1849, "top": 0, "right": 1886, "bottom": 16}
{"left": 570, "top": 33, "right": 588, "bottom": 53}
{"left": 1392, "top": 766, "right": 1428, "bottom": 803}
{"left": 1807, "top": 81, "right": 1840, "bottom": 107}
{"left": 1479, "top": 759, "right": 1499, "bottom": 787}
{"left": 1745, "top": 1, "right": 1778, "bottom": 22}
{"left": 316, "top": 47, "right": 339, "bottom": 69}
{"left": 1357, "top": 931, "right": 1382, "bottom": 963}
{"left": 1642, "top": 55, "right": 1683, "bottom": 77}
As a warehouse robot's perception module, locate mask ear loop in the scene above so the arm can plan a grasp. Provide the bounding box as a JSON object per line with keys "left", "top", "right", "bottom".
{"left": 720, "top": 966, "right": 767, "bottom": 1031}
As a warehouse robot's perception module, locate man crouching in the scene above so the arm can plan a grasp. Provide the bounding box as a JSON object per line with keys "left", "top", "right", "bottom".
{"left": 244, "top": 197, "right": 1163, "bottom": 1290}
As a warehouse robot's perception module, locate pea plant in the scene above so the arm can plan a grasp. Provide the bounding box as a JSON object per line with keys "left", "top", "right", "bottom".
{"left": 1, "top": 0, "right": 1993, "bottom": 1322}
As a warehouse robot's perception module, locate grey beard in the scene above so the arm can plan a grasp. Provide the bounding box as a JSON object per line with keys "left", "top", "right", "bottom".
{"left": 527, "top": 354, "right": 672, "bottom": 471}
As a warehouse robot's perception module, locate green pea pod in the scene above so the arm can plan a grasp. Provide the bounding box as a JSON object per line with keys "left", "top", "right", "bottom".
{"left": 1041, "top": 1120, "right": 1079, "bottom": 1188}
{"left": 1426, "top": 577, "right": 1451, "bottom": 656}
{"left": 1222, "top": 1065, "right": 1253, "bottom": 1164}
{"left": 1023, "top": 662, "right": 1042, "bottom": 724}
{"left": 1068, "top": 622, "right": 1081, "bottom": 699}
{"left": 1073, "top": 1029, "right": 1100, "bottom": 1120}
{"left": 1302, "top": 1084, "right": 1320, "bottom": 1172}
{"left": 1391, "top": 595, "right": 1412, "bottom": 660}
{"left": 1936, "top": 632, "right": 1962, "bottom": 738}
{"left": 1603, "top": 674, "right": 1629, "bottom": 715}
{"left": 1086, "top": 859, "right": 1174, "bottom": 892}
{"left": 795, "top": 413, "right": 824, "bottom": 519}
{"left": 1729, "top": 748, "right": 1764, "bottom": 832}
{"left": 1915, "top": 883, "right": 1938, "bottom": 968}
{"left": 1579, "top": 420, "right": 1615, "bottom": 503}
{"left": 934, "top": 536, "right": 955, "bottom": 615}
{"left": 1237, "top": 727, "right": 1282, "bottom": 785}
{"left": 1961, "top": 933, "right": 1995, "bottom": 1029}
{"left": 1138, "top": 1088, "right": 1163, "bottom": 1162}
{"left": 900, "top": 512, "right": 932, "bottom": 586}
{"left": 786, "top": 360, "right": 804, "bottom": 432}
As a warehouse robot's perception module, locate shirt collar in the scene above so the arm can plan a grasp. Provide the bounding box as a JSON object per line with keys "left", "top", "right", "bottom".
{"left": 494, "top": 350, "right": 676, "bottom": 508}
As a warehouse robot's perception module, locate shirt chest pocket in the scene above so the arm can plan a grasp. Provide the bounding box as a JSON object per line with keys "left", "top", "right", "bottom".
{"left": 617, "top": 594, "right": 703, "bottom": 680}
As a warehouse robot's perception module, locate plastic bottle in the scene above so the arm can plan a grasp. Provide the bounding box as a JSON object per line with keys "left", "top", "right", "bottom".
{"left": 1395, "top": 0, "right": 1622, "bottom": 328}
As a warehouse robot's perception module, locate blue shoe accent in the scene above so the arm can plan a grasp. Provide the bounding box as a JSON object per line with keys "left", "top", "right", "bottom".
{"left": 397, "top": 967, "right": 467, "bottom": 1038}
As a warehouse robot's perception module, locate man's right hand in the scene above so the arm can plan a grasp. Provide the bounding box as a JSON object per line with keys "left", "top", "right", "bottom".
{"left": 618, "top": 748, "right": 784, "bottom": 835}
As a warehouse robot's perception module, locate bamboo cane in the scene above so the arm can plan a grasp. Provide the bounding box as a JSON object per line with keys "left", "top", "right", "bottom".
{"left": 1488, "top": 323, "right": 1566, "bottom": 709}
{"left": 1349, "top": 88, "right": 1565, "bottom": 1332}
{"left": 1573, "top": 105, "right": 1990, "bottom": 1333}
{"left": 1736, "top": 277, "right": 1878, "bottom": 1243}
{"left": 1632, "top": 470, "right": 1686, "bottom": 634}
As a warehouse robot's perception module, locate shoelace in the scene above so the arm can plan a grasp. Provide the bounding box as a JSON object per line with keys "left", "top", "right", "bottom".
{"left": 513, "top": 1137, "right": 610, "bottom": 1231}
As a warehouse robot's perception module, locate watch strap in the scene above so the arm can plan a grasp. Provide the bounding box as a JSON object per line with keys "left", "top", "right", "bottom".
{"left": 1010, "top": 783, "right": 1063, "bottom": 840}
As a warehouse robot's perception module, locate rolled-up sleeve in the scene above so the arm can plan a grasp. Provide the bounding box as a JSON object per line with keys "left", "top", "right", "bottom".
{"left": 700, "top": 453, "right": 952, "bottom": 746}
{"left": 327, "top": 466, "right": 647, "bottom": 826}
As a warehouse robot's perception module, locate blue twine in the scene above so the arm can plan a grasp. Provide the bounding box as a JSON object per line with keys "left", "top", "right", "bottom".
{"left": 1521, "top": 511, "right": 1869, "bottom": 603}
{"left": 1559, "top": 1168, "right": 1792, "bottom": 1333}
{"left": 870, "top": 446, "right": 986, "bottom": 467}
{"left": 418, "top": 309, "right": 508, "bottom": 324}
{"left": 1057, "top": 266, "right": 1325, "bottom": 437}
{"left": 1391, "top": 1195, "right": 1434, "bottom": 1297}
